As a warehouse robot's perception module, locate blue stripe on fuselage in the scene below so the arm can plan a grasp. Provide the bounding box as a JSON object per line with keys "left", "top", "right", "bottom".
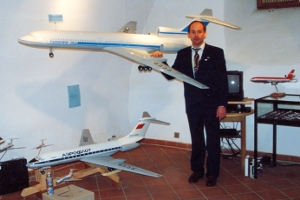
{"left": 49, "top": 41, "right": 161, "bottom": 49}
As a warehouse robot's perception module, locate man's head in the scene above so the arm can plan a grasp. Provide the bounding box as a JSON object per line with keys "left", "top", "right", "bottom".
{"left": 187, "top": 21, "right": 206, "bottom": 48}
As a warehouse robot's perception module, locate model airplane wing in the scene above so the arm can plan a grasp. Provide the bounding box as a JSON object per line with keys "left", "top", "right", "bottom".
{"left": 81, "top": 156, "right": 162, "bottom": 177}
{"left": 104, "top": 47, "right": 209, "bottom": 89}
{"left": 117, "top": 21, "right": 137, "bottom": 34}
{"left": 186, "top": 9, "right": 241, "bottom": 30}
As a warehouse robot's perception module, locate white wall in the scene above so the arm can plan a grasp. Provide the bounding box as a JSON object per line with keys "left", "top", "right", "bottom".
{"left": 1, "top": 0, "right": 300, "bottom": 161}
{"left": 224, "top": 2, "right": 300, "bottom": 156}
{"left": 0, "top": 0, "right": 154, "bottom": 160}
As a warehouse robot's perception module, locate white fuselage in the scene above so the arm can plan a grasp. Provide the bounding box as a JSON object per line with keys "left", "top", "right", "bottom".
{"left": 27, "top": 136, "right": 141, "bottom": 170}
{"left": 18, "top": 30, "right": 190, "bottom": 53}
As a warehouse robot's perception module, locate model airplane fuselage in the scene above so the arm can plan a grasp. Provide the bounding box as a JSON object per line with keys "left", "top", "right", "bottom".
{"left": 250, "top": 70, "right": 297, "bottom": 85}
{"left": 27, "top": 112, "right": 169, "bottom": 178}
{"left": 19, "top": 31, "right": 189, "bottom": 53}
{"left": 56, "top": 169, "right": 80, "bottom": 185}
{"left": 18, "top": 9, "right": 240, "bottom": 90}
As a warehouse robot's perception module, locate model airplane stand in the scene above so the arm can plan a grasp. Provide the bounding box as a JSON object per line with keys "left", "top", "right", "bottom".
{"left": 21, "top": 164, "right": 121, "bottom": 197}
{"left": 42, "top": 184, "right": 94, "bottom": 200}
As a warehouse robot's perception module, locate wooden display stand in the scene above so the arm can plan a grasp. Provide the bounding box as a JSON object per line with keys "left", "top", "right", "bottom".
{"left": 21, "top": 163, "right": 121, "bottom": 197}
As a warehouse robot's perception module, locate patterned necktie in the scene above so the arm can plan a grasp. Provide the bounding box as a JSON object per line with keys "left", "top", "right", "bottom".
{"left": 193, "top": 48, "right": 200, "bottom": 77}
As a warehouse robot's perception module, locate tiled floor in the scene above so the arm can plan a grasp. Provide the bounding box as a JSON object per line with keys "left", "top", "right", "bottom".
{"left": 1, "top": 144, "right": 300, "bottom": 200}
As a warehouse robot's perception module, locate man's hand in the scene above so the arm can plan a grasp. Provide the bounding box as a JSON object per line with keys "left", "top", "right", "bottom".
{"left": 150, "top": 51, "right": 163, "bottom": 58}
{"left": 216, "top": 106, "right": 226, "bottom": 121}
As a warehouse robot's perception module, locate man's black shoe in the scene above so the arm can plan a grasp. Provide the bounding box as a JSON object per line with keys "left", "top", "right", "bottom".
{"left": 188, "top": 172, "right": 203, "bottom": 183}
{"left": 206, "top": 176, "right": 217, "bottom": 187}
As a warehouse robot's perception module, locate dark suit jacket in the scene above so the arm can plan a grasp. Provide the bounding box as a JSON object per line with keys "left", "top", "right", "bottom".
{"left": 164, "top": 44, "right": 228, "bottom": 114}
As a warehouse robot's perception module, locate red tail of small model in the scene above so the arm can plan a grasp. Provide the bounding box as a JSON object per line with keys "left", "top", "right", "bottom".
{"left": 286, "top": 69, "right": 295, "bottom": 79}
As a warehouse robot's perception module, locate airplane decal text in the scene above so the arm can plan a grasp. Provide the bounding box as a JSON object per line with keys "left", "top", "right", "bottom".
{"left": 62, "top": 148, "right": 91, "bottom": 157}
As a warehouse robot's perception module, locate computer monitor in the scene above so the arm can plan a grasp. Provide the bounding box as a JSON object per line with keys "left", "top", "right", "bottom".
{"left": 227, "top": 70, "right": 244, "bottom": 101}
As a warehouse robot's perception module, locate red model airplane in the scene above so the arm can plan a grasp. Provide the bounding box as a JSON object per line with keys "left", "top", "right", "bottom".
{"left": 250, "top": 69, "right": 297, "bottom": 85}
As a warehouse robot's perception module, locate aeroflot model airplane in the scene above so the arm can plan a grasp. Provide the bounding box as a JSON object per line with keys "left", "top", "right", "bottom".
{"left": 250, "top": 70, "right": 297, "bottom": 85}
{"left": 18, "top": 9, "right": 240, "bottom": 90}
{"left": 27, "top": 112, "right": 170, "bottom": 177}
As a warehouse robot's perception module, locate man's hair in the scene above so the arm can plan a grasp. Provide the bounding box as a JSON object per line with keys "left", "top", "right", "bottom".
{"left": 188, "top": 21, "right": 206, "bottom": 33}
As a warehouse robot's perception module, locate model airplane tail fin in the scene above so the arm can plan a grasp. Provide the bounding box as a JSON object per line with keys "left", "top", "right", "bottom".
{"left": 121, "top": 112, "right": 170, "bottom": 140}
{"left": 186, "top": 8, "right": 241, "bottom": 30}
{"left": 156, "top": 9, "right": 214, "bottom": 36}
{"left": 286, "top": 69, "right": 295, "bottom": 79}
{"left": 117, "top": 21, "right": 137, "bottom": 34}
{"left": 79, "top": 129, "right": 95, "bottom": 146}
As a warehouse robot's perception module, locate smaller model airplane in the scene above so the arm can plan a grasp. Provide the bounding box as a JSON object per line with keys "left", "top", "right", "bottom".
{"left": 0, "top": 138, "right": 26, "bottom": 160}
{"left": 250, "top": 70, "right": 297, "bottom": 97}
{"left": 32, "top": 139, "right": 53, "bottom": 155}
{"left": 56, "top": 169, "right": 81, "bottom": 185}
{"left": 27, "top": 112, "right": 169, "bottom": 177}
{"left": 0, "top": 137, "right": 4, "bottom": 145}
{"left": 250, "top": 70, "right": 297, "bottom": 85}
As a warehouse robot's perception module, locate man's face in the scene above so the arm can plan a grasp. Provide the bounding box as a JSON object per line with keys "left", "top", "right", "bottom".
{"left": 187, "top": 22, "right": 206, "bottom": 48}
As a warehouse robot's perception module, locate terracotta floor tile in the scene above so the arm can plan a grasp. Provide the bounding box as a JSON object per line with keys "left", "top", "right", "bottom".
{"left": 99, "top": 188, "right": 125, "bottom": 199}
{"left": 222, "top": 184, "right": 253, "bottom": 195}
{"left": 146, "top": 183, "right": 173, "bottom": 194}
{"left": 175, "top": 189, "right": 205, "bottom": 199}
{"left": 232, "top": 192, "right": 264, "bottom": 200}
{"left": 199, "top": 186, "right": 230, "bottom": 198}
{"left": 151, "top": 191, "right": 180, "bottom": 200}
{"left": 2, "top": 144, "right": 300, "bottom": 200}
{"left": 256, "top": 189, "right": 290, "bottom": 200}
{"left": 281, "top": 187, "right": 300, "bottom": 199}
{"left": 123, "top": 186, "right": 149, "bottom": 197}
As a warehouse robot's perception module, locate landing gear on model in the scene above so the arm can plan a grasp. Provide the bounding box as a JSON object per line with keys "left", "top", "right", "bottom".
{"left": 138, "top": 65, "right": 152, "bottom": 71}
{"left": 108, "top": 167, "right": 116, "bottom": 172}
{"left": 49, "top": 48, "right": 54, "bottom": 58}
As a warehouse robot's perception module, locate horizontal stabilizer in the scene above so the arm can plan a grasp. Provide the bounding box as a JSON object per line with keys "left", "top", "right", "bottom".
{"left": 141, "top": 112, "right": 170, "bottom": 125}
{"left": 186, "top": 9, "right": 241, "bottom": 30}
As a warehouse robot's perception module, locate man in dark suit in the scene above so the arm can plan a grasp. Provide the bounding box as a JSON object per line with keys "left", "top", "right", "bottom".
{"left": 152, "top": 21, "right": 228, "bottom": 187}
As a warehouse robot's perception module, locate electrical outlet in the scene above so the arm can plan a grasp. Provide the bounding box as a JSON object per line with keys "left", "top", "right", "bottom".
{"left": 174, "top": 132, "right": 180, "bottom": 138}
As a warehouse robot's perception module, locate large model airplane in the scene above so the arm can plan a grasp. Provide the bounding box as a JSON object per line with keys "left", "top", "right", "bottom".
{"left": 250, "top": 70, "right": 297, "bottom": 85}
{"left": 18, "top": 9, "right": 240, "bottom": 90}
{"left": 26, "top": 112, "right": 169, "bottom": 177}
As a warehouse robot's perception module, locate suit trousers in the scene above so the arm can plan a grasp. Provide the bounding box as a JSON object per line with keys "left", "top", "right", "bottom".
{"left": 187, "top": 109, "right": 220, "bottom": 178}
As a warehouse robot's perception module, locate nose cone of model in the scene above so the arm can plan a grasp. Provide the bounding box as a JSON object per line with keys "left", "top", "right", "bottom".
{"left": 18, "top": 35, "right": 32, "bottom": 46}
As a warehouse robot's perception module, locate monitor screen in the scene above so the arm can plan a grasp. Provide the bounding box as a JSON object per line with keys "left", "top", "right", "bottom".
{"left": 228, "top": 75, "right": 240, "bottom": 93}
{"left": 227, "top": 71, "right": 244, "bottom": 101}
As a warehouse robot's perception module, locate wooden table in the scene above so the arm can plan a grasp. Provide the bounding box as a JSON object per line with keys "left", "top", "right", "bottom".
{"left": 221, "top": 98, "right": 254, "bottom": 171}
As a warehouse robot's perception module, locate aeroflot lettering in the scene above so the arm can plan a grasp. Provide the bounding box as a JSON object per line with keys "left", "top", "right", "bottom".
{"left": 62, "top": 148, "right": 91, "bottom": 157}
